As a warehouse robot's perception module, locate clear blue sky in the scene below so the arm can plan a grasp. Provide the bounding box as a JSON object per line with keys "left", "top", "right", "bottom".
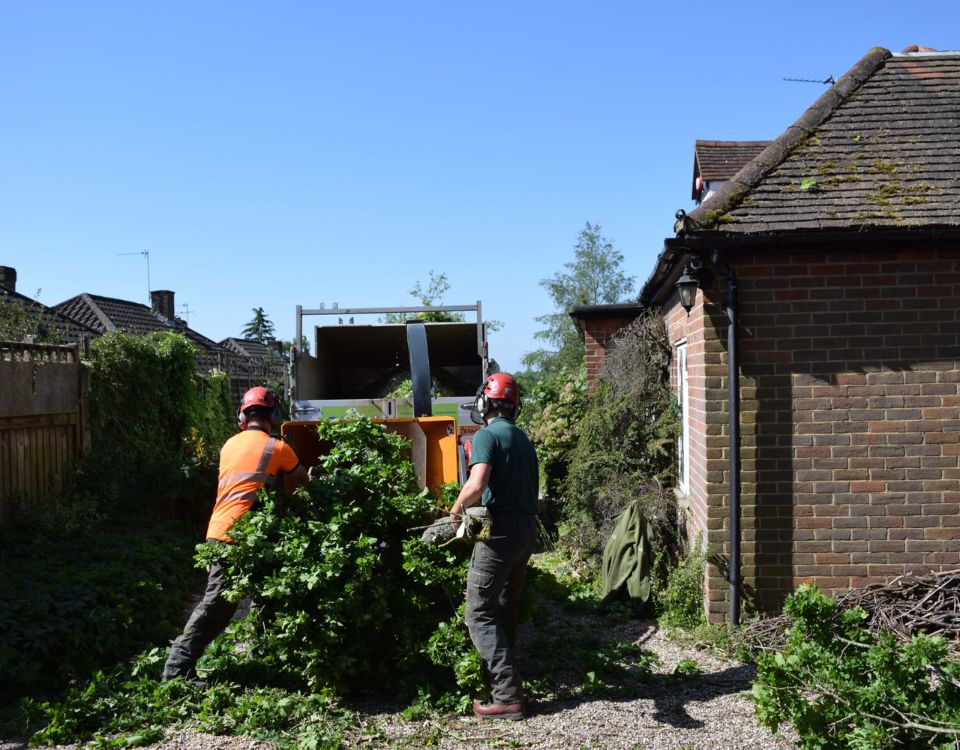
{"left": 2, "top": 1, "right": 956, "bottom": 372}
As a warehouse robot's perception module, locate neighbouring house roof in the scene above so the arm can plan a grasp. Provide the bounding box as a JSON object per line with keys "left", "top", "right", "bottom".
{"left": 54, "top": 293, "right": 228, "bottom": 371}
{"left": 681, "top": 47, "right": 960, "bottom": 235}
{"left": 692, "top": 140, "right": 771, "bottom": 199}
{"left": 219, "top": 337, "right": 288, "bottom": 387}
{"left": 220, "top": 337, "right": 288, "bottom": 362}
{"left": 0, "top": 287, "right": 99, "bottom": 344}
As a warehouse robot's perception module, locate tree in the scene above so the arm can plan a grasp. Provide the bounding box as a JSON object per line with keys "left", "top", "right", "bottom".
{"left": 381, "top": 271, "right": 503, "bottom": 331}
{"left": 382, "top": 271, "right": 464, "bottom": 324}
{"left": 242, "top": 307, "right": 276, "bottom": 343}
{"left": 281, "top": 335, "right": 310, "bottom": 356}
{"left": 0, "top": 291, "right": 64, "bottom": 344}
{"left": 523, "top": 222, "right": 636, "bottom": 375}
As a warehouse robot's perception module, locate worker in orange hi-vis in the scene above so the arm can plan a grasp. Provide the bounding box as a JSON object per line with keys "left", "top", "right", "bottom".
{"left": 162, "top": 386, "right": 308, "bottom": 684}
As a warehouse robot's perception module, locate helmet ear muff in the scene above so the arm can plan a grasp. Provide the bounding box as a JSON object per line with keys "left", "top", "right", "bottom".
{"left": 476, "top": 392, "right": 490, "bottom": 418}
{"left": 237, "top": 408, "right": 248, "bottom": 430}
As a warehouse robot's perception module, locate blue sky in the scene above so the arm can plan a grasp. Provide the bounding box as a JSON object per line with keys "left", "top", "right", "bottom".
{"left": 2, "top": 1, "right": 957, "bottom": 372}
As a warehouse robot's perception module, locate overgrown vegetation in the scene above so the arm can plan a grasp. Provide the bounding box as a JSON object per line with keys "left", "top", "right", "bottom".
{"left": 0, "top": 293, "right": 65, "bottom": 344}
{"left": 20, "top": 419, "right": 668, "bottom": 748}
{"left": 1, "top": 331, "right": 234, "bottom": 705}
{"left": 558, "top": 312, "right": 679, "bottom": 575}
{"left": 753, "top": 585, "right": 960, "bottom": 750}
{"left": 0, "top": 522, "right": 201, "bottom": 704}
{"left": 64, "top": 331, "right": 233, "bottom": 526}
{"left": 654, "top": 541, "right": 706, "bottom": 630}
{"left": 523, "top": 368, "right": 588, "bottom": 506}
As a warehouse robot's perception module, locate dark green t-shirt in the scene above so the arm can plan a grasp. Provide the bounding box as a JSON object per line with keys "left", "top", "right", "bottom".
{"left": 469, "top": 417, "right": 539, "bottom": 515}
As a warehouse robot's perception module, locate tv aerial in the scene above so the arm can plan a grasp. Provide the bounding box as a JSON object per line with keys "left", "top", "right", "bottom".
{"left": 118, "top": 249, "right": 151, "bottom": 303}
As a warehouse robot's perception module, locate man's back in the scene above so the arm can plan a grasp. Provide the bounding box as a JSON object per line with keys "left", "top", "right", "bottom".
{"left": 469, "top": 417, "right": 539, "bottom": 515}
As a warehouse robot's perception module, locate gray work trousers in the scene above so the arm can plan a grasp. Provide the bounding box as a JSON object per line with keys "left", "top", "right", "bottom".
{"left": 162, "top": 542, "right": 238, "bottom": 680}
{"left": 464, "top": 513, "right": 537, "bottom": 704}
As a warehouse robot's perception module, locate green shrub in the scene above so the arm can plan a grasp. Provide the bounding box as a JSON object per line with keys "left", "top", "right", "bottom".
{"left": 524, "top": 367, "right": 587, "bottom": 504}
{"left": 193, "top": 417, "right": 471, "bottom": 696}
{"left": 558, "top": 312, "right": 678, "bottom": 571}
{"left": 753, "top": 584, "right": 960, "bottom": 749}
{"left": 655, "top": 542, "right": 706, "bottom": 630}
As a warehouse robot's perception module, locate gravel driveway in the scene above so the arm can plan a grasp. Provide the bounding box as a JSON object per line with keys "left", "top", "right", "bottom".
{"left": 2, "top": 620, "right": 798, "bottom": 750}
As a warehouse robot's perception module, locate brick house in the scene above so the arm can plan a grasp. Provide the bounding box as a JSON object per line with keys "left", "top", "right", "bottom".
{"left": 641, "top": 46, "right": 960, "bottom": 623}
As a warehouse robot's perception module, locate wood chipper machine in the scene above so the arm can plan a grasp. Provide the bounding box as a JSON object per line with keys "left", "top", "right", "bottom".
{"left": 282, "top": 302, "right": 491, "bottom": 492}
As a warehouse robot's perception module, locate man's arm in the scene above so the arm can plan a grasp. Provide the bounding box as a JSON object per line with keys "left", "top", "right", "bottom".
{"left": 282, "top": 464, "right": 309, "bottom": 493}
{"left": 449, "top": 462, "right": 492, "bottom": 526}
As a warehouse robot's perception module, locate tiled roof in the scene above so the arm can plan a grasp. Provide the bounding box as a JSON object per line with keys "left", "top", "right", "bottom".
{"left": 220, "top": 337, "right": 286, "bottom": 361}
{"left": 0, "top": 288, "right": 99, "bottom": 343}
{"left": 692, "top": 140, "right": 770, "bottom": 198}
{"left": 682, "top": 47, "right": 960, "bottom": 234}
{"left": 54, "top": 293, "right": 228, "bottom": 371}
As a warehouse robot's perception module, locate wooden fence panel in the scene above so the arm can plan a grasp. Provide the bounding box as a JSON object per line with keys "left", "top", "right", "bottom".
{"left": 0, "top": 342, "right": 83, "bottom": 525}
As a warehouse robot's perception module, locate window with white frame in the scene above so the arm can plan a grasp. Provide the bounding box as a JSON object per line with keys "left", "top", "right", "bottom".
{"left": 676, "top": 341, "right": 689, "bottom": 493}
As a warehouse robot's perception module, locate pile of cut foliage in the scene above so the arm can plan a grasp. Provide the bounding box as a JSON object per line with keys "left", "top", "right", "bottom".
{"left": 752, "top": 583, "right": 960, "bottom": 750}
{"left": 23, "top": 417, "right": 481, "bottom": 747}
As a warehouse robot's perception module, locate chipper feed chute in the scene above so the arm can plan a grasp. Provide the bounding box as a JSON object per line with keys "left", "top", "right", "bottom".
{"left": 281, "top": 416, "right": 460, "bottom": 493}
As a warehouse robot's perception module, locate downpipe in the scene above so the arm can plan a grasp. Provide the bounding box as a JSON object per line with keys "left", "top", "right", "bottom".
{"left": 710, "top": 249, "right": 741, "bottom": 627}
{"left": 726, "top": 271, "right": 741, "bottom": 627}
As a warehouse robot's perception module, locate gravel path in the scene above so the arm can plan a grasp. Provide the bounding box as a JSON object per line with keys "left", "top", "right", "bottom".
{"left": 1, "top": 621, "right": 798, "bottom": 750}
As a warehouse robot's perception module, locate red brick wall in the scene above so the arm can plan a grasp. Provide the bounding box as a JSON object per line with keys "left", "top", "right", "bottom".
{"left": 663, "top": 288, "right": 725, "bottom": 619}
{"left": 581, "top": 317, "right": 640, "bottom": 388}
{"left": 663, "top": 246, "right": 960, "bottom": 622}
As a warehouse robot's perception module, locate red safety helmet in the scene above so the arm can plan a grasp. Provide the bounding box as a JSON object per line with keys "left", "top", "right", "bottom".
{"left": 237, "top": 386, "right": 281, "bottom": 430}
{"left": 463, "top": 373, "right": 521, "bottom": 424}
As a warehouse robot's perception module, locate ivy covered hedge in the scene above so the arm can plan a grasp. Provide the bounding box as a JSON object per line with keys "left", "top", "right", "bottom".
{"left": 67, "top": 330, "right": 234, "bottom": 524}
{"left": 1, "top": 332, "right": 235, "bottom": 704}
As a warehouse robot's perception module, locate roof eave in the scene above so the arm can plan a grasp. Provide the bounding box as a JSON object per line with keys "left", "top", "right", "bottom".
{"left": 640, "top": 226, "right": 960, "bottom": 306}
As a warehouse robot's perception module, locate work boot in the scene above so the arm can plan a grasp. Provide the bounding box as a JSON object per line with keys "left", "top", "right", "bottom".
{"left": 472, "top": 699, "right": 526, "bottom": 721}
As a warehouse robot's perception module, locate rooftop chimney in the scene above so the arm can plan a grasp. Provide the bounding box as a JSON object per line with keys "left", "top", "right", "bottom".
{"left": 0, "top": 266, "right": 16, "bottom": 293}
{"left": 150, "top": 290, "right": 176, "bottom": 323}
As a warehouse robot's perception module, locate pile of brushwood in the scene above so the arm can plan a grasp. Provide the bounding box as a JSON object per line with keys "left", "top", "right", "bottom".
{"left": 22, "top": 417, "right": 483, "bottom": 748}
{"left": 750, "top": 576, "right": 960, "bottom": 750}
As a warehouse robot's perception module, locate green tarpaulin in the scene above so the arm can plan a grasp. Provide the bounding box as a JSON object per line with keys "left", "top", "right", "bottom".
{"left": 601, "top": 499, "right": 652, "bottom": 603}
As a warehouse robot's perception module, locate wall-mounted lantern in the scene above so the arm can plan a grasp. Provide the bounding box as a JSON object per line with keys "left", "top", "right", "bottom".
{"left": 675, "top": 264, "right": 700, "bottom": 313}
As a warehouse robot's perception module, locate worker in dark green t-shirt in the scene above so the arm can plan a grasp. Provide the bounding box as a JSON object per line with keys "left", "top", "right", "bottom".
{"left": 449, "top": 372, "right": 539, "bottom": 721}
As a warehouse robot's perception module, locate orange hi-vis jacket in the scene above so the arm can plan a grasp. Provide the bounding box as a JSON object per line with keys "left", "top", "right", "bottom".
{"left": 206, "top": 428, "right": 300, "bottom": 542}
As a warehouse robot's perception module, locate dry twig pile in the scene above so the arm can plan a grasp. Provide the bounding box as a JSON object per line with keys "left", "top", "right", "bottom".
{"left": 742, "top": 569, "right": 960, "bottom": 656}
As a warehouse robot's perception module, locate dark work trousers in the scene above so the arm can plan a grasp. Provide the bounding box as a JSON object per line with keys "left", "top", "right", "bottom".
{"left": 162, "top": 540, "right": 238, "bottom": 680}
{"left": 465, "top": 513, "right": 538, "bottom": 704}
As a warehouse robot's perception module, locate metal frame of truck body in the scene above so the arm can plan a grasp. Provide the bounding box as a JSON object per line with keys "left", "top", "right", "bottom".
{"left": 290, "top": 302, "right": 488, "bottom": 420}
{"left": 288, "top": 303, "right": 489, "bottom": 486}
